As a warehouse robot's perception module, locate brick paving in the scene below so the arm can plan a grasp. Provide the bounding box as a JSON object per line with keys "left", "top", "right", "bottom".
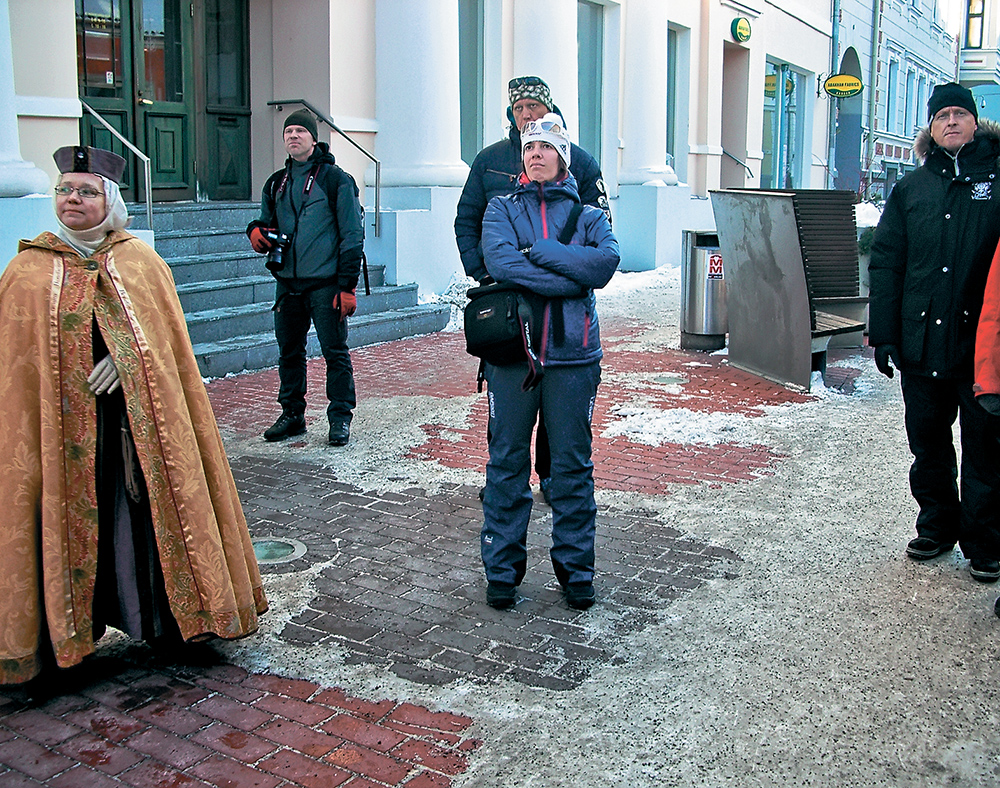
{"left": 0, "top": 659, "right": 477, "bottom": 787}
{"left": 0, "top": 315, "right": 870, "bottom": 787}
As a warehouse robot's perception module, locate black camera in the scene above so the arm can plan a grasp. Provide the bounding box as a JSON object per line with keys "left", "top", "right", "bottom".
{"left": 263, "top": 230, "right": 292, "bottom": 272}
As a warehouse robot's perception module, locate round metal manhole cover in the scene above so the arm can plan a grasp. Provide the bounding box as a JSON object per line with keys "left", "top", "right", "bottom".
{"left": 252, "top": 537, "right": 307, "bottom": 564}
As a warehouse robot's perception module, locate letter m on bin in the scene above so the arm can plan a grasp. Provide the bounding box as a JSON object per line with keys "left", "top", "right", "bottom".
{"left": 707, "top": 252, "right": 724, "bottom": 280}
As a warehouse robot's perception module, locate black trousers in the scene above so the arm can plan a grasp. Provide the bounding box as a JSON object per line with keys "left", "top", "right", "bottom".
{"left": 273, "top": 280, "right": 356, "bottom": 424}
{"left": 900, "top": 372, "right": 1000, "bottom": 560}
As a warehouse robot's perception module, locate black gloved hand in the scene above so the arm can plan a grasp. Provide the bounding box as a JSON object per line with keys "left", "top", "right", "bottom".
{"left": 874, "top": 345, "right": 901, "bottom": 378}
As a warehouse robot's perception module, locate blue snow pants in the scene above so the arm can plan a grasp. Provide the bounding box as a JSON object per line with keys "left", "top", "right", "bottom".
{"left": 481, "top": 360, "right": 601, "bottom": 587}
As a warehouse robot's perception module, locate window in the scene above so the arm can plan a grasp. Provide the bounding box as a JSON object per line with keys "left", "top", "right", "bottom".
{"left": 77, "top": 0, "right": 124, "bottom": 99}
{"left": 458, "top": 0, "right": 485, "bottom": 165}
{"left": 666, "top": 26, "right": 678, "bottom": 167}
{"left": 206, "top": 0, "right": 246, "bottom": 107}
{"left": 886, "top": 59, "right": 899, "bottom": 133}
{"left": 905, "top": 70, "right": 916, "bottom": 135}
{"left": 761, "top": 62, "right": 806, "bottom": 189}
{"left": 967, "top": 0, "right": 985, "bottom": 49}
{"left": 577, "top": 0, "right": 604, "bottom": 165}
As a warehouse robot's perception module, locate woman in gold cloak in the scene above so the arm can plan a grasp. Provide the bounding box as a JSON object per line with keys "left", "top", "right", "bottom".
{"left": 0, "top": 146, "right": 267, "bottom": 685}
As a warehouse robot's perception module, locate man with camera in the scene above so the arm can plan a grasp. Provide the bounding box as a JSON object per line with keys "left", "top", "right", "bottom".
{"left": 247, "top": 110, "right": 364, "bottom": 446}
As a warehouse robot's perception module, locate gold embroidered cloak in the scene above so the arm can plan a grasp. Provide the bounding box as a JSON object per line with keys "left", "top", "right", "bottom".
{"left": 0, "top": 231, "right": 267, "bottom": 684}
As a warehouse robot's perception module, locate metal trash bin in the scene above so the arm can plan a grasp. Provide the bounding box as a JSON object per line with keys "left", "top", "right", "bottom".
{"left": 680, "top": 230, "right": 727, "bottom": 351}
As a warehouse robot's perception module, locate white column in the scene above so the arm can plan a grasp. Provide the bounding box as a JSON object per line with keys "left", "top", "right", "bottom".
{"left": 374, "top": 0, "right": 467, "bottom": 187}
{"left": 0, "top": 0, "right": 48, "bottom": 197}
{"left": 511, "top": 0, "right": 579, "bottom": 139}
{"left": 618, "top": 0, "right": 676, "bottom": 185}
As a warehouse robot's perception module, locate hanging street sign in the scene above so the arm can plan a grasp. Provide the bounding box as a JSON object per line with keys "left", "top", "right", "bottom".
{"left": 731, "top": 17, "right": 752, "bottom": 43}
{"left": 823, "top": 74, "right": 864, "bottom": 99}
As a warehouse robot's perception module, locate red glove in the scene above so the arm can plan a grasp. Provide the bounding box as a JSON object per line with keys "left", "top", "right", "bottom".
{"left": 249, "top": 227, "right": 274, "bottom": 253}
{"left": 333, "top": 289, "right": 357, "bottom": 320}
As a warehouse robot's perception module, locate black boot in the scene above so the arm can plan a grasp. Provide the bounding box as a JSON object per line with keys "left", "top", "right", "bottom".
{"left": 263, "top": 412, "right": 306, "bottom": 441}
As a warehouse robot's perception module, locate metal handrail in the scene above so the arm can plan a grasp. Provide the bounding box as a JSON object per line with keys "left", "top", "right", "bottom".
{"left": 80, "top": 101, "right": 153, "bottom": 230}
{"left": 722, "top": 148, "right": 755, "bottom": 179}
{"left": 268, "top": 99, "right": 381, "bottom": 237}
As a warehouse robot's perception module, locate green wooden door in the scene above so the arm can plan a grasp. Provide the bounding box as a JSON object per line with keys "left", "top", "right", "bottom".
{"left": 77, "top": 0, "right": 196, "bottom": 201}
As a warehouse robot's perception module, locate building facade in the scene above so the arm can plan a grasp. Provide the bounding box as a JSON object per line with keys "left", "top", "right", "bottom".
{"left": 836, "top": 0, "right": 958, "bottom": 200}
{"left": 2, "top": 0, "right": 913, "bottom": 288}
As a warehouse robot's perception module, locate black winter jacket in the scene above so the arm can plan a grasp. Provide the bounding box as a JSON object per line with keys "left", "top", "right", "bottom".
{"left": 247, "top": 142, "right": 364, "bottom": 290}
{"left": 869, "top": 121, "right": 1000, "bottom": 379}
{"left": 455, "top": 126, "right": 609, "bottom": 282}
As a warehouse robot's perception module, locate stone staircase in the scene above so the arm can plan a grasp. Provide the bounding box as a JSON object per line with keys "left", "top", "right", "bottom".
{"left": 128, "top": 202, "right": 450, "bottom": 378}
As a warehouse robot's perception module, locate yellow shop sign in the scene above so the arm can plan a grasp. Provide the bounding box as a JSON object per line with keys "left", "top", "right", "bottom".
{"left": 731, "top": 17, "right": 752, "bottom": 43}
{"left": 823, "top": 74, "right": 864, "bottom": 98}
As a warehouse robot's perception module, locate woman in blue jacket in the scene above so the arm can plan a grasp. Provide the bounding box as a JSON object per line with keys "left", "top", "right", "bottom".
{"left": 479, "top": 114, "right": 620, "bottom": 610}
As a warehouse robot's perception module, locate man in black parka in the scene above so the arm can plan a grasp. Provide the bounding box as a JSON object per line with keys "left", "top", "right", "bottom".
{"left": 455, "top": 76, "right": 610, "bottom": 501}
{"left": 869, "top": 82, "right": 1000, "bottom": 582}
{"left": 247, "top": 110, "right": 364, "bottom": 446}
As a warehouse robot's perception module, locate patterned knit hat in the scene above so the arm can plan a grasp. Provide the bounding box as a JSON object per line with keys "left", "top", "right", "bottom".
{"left": 521, "top": 113, "right": 571, "bottom": 171}
{"left": 508, "top": 76, "right": 553, "bottom": 111}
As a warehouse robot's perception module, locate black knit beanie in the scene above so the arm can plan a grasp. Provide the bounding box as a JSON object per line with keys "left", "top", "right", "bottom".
{"left": 283, "top": 109, "right": 319, "bottom": 141}
{"left": 927, "top": 82, "right": 977, "bottom": 122}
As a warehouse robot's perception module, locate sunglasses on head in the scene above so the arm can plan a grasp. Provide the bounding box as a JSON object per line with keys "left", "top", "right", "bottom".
{"left": 509, "top": 76, "right": 545, "bottom": 90}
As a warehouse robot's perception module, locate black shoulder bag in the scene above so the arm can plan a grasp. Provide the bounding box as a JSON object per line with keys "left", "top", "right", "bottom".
{"left": 464, "top": 203, "right": 584, "bottom": 391}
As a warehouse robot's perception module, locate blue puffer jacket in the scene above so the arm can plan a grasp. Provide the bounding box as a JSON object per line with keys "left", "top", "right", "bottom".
{"left": 481, "top": 174, "right": 620, "bottom": 366}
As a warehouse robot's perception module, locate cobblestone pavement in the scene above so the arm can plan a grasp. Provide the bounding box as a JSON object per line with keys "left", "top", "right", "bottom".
{"left": 0, "top": 314, "right": 869, "bottom": 787}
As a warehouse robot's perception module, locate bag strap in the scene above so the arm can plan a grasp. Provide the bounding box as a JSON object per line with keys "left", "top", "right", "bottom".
{"left": 517, "top": 297, "right": 544, "bottom": 391}
{"left": 557, "top": 203, "right": 585, "bottom": 245}
{"left": 544, "top": 204, "right": 583, "bottom": 348}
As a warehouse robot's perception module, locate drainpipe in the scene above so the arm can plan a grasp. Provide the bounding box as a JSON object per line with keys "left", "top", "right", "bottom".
{"left": 828, "top": 0, "right": 841, "bottom": 188}
{"left": 865, "top": 0, "right": 882, "bottom": 182}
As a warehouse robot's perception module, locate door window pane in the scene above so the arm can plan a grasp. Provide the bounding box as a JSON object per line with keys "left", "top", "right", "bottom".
{"left": 207, "top": 0, "right": 246, "bottom": 106}
{"left": 144, "top": 0, "right": 184, "bottom": 102}
{"left": 77, "top": 0, "right": 124, "bottom": 98}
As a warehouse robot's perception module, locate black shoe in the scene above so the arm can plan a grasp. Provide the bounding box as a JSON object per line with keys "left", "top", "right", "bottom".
{"left": 565, "top": 582, "right": 596, "bottom": 610}
{"left": 486, "top": 581, "right": 516, "bottom": 610}
{"left": 995, "top": 597, "right": 1000, "bottom": 618}
{"left": 328, "top": 421, "right": 350, "bottom": 446}
{"left": 970, "top": 558, "right": 1000, "bottom": 583}
{"left": 905, "top": 537, "right": 955, "bottom": 560}
{"left": 263, "top": 413, "right": 306, "bottom": 442}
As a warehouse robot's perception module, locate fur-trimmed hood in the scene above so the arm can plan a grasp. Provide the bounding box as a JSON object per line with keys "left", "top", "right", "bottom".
{"left": 913, "top": 118, "right": 1000, "bottom": 162}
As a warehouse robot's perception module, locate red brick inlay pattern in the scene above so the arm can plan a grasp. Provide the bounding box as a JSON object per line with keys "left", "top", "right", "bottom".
{"left": 0, "top": 665, "right": 479, "bottom": 788}
{"left": 205, "top": 322, "right": 819, "bottom": 491}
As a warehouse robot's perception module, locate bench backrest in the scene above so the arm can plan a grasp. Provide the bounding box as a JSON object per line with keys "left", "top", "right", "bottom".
{"left": 788, "top": 189, "right": 861, "bottom": 301}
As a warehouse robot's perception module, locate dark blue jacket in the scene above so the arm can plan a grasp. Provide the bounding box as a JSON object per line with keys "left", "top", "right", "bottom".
{"left": 482, "top": 174, "right": 619, "bottom": 367}
{"left": 456, "top": 126, "right": 609, "bottom": 282}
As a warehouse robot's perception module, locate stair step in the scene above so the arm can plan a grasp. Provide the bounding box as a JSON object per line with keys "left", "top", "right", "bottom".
{"left": 164, "top": 249, "right": 387, "bottom": 289}
{"left": 125, "top": 200, "right": 444, "bottom": 373}
{"left": 129, "top": 201, "right": 259, "bottom": 232}
{"left": 176, "top": 278, "right": 413, "bottom": 315}
{"left": 191, "top": 304, "right": 452, "bottom": 378}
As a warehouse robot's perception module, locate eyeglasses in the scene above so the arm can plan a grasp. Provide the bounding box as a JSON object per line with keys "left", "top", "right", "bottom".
{"left": 54, "top": 184, "right": 104, "bottom": 199}
{"left": 509, "top": 76, "right": 545, "bottom": 90}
